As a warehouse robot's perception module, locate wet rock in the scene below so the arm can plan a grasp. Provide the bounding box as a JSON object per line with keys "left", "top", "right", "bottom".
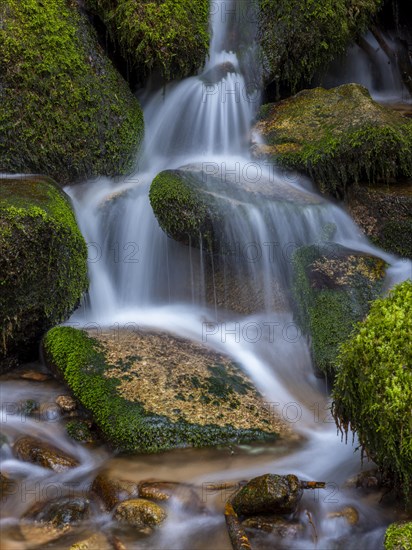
{"left": 69, "top": 532, "right": 113, "bottom": 550}
{"left": 327, "top": 506, "right": 359, "bottom": 526}
{"left": 55, "top": 395, "right": 77, "bottom": 413}
{"left": 18, "top": 399, "right": 40, "bottom": 418}
{"left": 253, "top": 84, "right": 412, "bottom": 196}
{"left": 114, "top": 498, "right": 167, "bottom": 528}
{"left": 231, "top": 474, "right": 302, "bottom": 516}
{"left": 242, "top": 515, "right": 303, "bottom": 537}
{"left": 138, "top": 480, "right": 203, "bottom": 511}
{"left": 0, "top": 471, "right": 17, "bottom": 499}
{"left": 19, "top": 370, "right": 50, "bottom": 382}
{"left": 44, "top": 327, "right": 292, "bottom": 454}
{"left": 24, "top": 496, "right": 90, "bottom": 529}
{"left": 66, "top": 420, "right": 94, "bottom": 443}
{"left": 20, "top": 523, "right": 70, "bottom": 546}
{"left": 345, "top": 469, "right": 381, "bottom": 489}
{"left": 13, "top": 436, "right": 78, "bottom": 472}
{"left": 92, "top": 471, "right": 139, "bottom": 511}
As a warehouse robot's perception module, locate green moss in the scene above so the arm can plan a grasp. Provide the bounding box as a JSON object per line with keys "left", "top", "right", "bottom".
{"left": 258, "top": 0, "right": 382, "bottom": 93}
{"left": 0, "top": 177, "right": 88, "bottom": 368}
{"left": 149, "top": 170, "right": 220, "bottom": 248}
{"left": 43, "top": 327, "right": 277, "bottom": 453}
{"left": 332, "top": 281, "right": 412, "bottom": 502}
{"left": 0, "top": 0, "right": 143, "bottom": 184}
{"left": 66, "top": 420, "right": 93, "bottom": 443}
{"left": 385, "top": 522, "right": 412, "bottom": 550}
{"left": 255, "top": 85, "right": 412, "bottom": 195}
{"left": 87, "top": 0, "right": 210, "bottom": 81}
{"left": 292, "top": 242, "right": 386, "bottom": 376}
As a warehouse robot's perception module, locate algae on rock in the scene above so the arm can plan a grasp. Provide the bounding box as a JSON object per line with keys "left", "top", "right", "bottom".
{"left": 43, "top": 326, "right": 293, "bottom": 453}
{"left": 253, "top": 84, "right": 412, "bottom": 196}
{"left": 0, "top": 0, "right": 144, "bottom": 184}
{"left": 333, "top": 281, "right": 412, "bottom": 502}
{"left": 86, "top": 0, "right": 210, "bottom": 81}
{"left": 0, "top": 177, "right": 88, "bottom": 371}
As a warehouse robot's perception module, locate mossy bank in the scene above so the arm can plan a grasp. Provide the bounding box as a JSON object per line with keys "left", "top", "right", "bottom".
{"left": 258, "top": 0, "right": 381, "bottom": 95}
{"left": 0, "top": 177, "right": 88, "bottom": 371}
{"left": 385, "top": 522, "right": 412, "bottom": 550}
{"left": 43, "top": 327, "right": 293, "bottom": 453}
{"left": 86, "top": 0, "right": 210, "bottom": 81}
{"left": 333, "top": 281, "right": 412, "bottom": 502}
{"left": 0, "top": 0, "right": 143, "bottom": 184}
{"left": 292, "top": 241, "right": 386, "bottom": 377}
{"left": 253, "top": 84, "right": 412, "bottom": 196}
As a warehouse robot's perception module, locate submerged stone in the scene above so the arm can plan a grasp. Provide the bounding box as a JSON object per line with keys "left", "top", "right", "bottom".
{"left": 23, "top": 496, "right": 90, "bottom": 528}
{"left": 43, "top": 327, "right": 292, "bottom": 453}
{"left": 13, "top": 436, "right": 78, "bottom": 472}
{"left": 253, "top": 84, "right": 412, "bottom": 196}
{"left": 114, "top": 498, "right": 167, "bottom": 528}
{"left": 242, "top": 515, "right": 303, "bottom": 538}
{"left": 92, "top": 471, "right": 139, "bottom": 511}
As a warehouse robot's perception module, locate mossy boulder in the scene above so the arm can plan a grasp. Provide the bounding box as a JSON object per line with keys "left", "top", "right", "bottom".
{"left": 333, "top": 281, "right": 412, "bottom": 502}
{"left": 253, "top": 84, "right": 412, "bottom": 196}
{"left": 292, "top": 241, "right": 386, "bottom": 376}
{"left": 385, "top": 522, "right": 412, "bottom": 550}
{"left": 0, "top": 0, "right": 143, "bottom": 184}
{"left": 114, "top": 498, "right": 167, "bottom": 528}
{"left": 86, "top": 0, "right": 210, "bottom": 81}
{"left": 0, "top": 177, "right": 88, "bottom": 371}
{"left": 347, "top": 182, "right": 412, "bottom": 259}
{"left": 258, "top": 0, "right": 381, "bottom": 94}
{"left": 43, "top": 326, "right": 292, "bottom": 453}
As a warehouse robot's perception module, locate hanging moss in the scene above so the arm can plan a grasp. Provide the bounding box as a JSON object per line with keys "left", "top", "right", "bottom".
{"left": 254, "top": 84, "right": 412, "bottom": 196}
{"left": 332, "top": 281, "right": 412, "bottom": 503}
{"left": 0, "top": 0, "right": 144, "bottom": 184}
{"left": 86, "top": 0, "right": 210, "bottom": 81}
{"left": 258, "top": 0, "right": 382, "bottom": 93}
{"left": 0, "top": 177, "right": 88, "bottom": 371}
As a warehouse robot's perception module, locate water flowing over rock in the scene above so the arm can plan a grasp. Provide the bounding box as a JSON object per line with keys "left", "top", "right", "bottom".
{"left": 13, "top": 436, "right": 79, "bottom": 472}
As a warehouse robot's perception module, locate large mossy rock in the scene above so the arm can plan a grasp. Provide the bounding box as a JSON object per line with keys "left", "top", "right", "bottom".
{"left": 43, "top": 327, "right": 292, "bottom": 453}
{"left": 384, "top": 522, "right": 412, "bottom": 550}
{"left": 0, "top": 177, "right": 88, "bottom": 371}
{"left": 0, "top": 0, "right": 144, "bottom": 184}
{"left": 86, "top": 0, "right": 210, "bottom": 81}
{"left": 333, "top": 281, "right": 412, "bottom": 502}
{"left": 292, "top": 242, "right": 386, "bottom": 376}
{"left": 347, "top": 183, "right": 412, "bottom": 259}
{"left": 253, "top": 84, "right": 412, "bottom": 196}
{"left": 258, "top": 0, "right": 381, "bottom": 93}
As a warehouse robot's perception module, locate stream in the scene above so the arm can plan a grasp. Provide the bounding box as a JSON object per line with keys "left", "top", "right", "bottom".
{"left": 1, "top": 1, "right": 411, "bottom": 548}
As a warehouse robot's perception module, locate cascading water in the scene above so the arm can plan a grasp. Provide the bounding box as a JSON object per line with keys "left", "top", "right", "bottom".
{"left": 1, "top": 1, "right": 411, "bottom": 548}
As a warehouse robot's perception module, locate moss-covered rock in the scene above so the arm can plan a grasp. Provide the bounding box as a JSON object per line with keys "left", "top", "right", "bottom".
{"left": 292, "top": 242, "right": 386, "bottom": 376}
{"left": 86, "top": 0, "right": 210, "bottom": 81}
{"left": 43, "top": 326, "right": 292, "bottom": 453}
{"left": 0, "top": 177, "right": 88, "bottom": 371}
{"left": 0, "top": 0, "right": 143, "bottom": 184}
{"left": 253, "top": 84, "right": 412, "bottom": 196}
{"left": 385, "top": 522, "right": 412, "bottom": 550}
{"left": 258, "top": 0, "right": 381, "bottom": 94}
{"left": 114, "top": 498, "right": 166, "bottom": 528}
{"left": 332, "top": 281, "right": 412, "bottom": 502}
{"left": 347, "top": 182, "right": 412, "bottom": 259}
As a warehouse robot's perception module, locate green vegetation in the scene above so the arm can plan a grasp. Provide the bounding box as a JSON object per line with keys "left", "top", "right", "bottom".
{"left": 86, "top": 0, "right": 210, "bottom": 81}
{"left": 44, "top": 327, "right": 277, "bottom": 453}
{"left": 0, "top": 0, "right": 143, "bottom": 184}
{"left": 292, "top": 242, "right": 386, "bottom": 376}
{"left": 258, "top": 0, "right": 382, "bottom": 93}
{"left": 0, "top": 177, "right": 88, "bottom": 370}
{"left": 385, "top": 522, "right": 412, "bottom": 550}
{"left": 254, "top": 85, "right": 412, "bottom": 196}
{"left": 333, "top": 281, "right": 412, "bottom": 502}
{"left": 149, "top": 169, "right": 221, "bottom": 249}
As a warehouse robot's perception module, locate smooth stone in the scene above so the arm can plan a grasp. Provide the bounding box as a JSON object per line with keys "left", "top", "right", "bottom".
{"left": 114, "top": 498, "right": 167, "bottom": 528}
{"left": 13, "top": 436, "right": 78, "bottom": 472}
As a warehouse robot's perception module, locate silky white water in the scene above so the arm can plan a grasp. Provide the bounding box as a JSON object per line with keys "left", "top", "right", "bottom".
{"left": 1, "top": 1, "right": 411, "bottom": 548}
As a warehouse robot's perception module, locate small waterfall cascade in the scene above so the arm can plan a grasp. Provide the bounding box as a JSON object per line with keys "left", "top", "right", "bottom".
{"left": 1, "top": 2, "right": 410, "bottom": 549}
